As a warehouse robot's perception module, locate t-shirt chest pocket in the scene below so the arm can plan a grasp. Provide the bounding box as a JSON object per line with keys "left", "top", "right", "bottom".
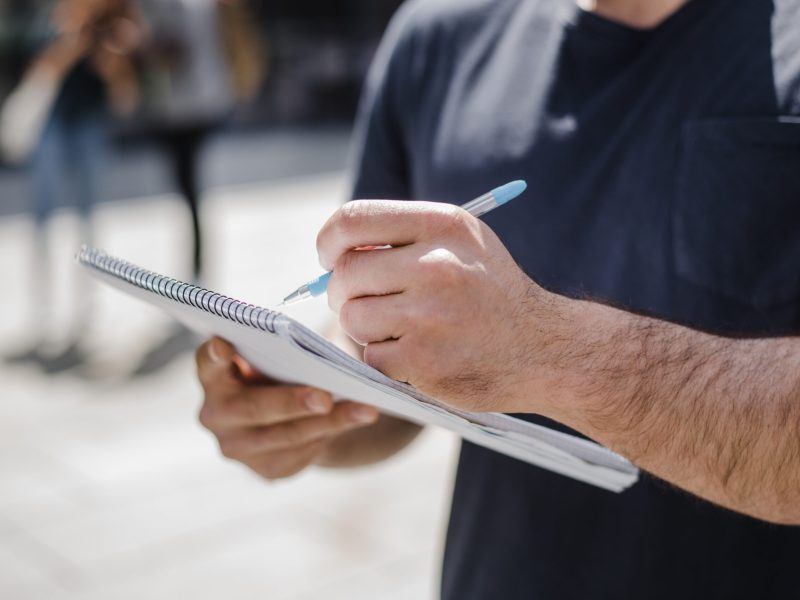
{"left": 673, "top": 117, "right": 800, "bottom": 309}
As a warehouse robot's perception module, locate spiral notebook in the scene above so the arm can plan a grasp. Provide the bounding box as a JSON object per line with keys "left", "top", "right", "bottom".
{"left": 77, "top": 246, "right": 639, "bottom": 492}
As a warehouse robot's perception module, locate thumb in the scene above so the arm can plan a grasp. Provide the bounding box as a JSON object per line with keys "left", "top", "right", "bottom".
{"left": 196, "top": 337, "right": 239, "bottom": 389}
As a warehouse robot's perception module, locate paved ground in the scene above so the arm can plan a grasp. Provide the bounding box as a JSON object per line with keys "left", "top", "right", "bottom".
{"left": 0, "top": 153, "right": 459, "bottom": 599}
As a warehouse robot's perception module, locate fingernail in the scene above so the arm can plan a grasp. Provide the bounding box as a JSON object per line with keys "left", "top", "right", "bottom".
{"left": 351, "top": 406, "right": 379, "bottom": 424}
{"left": 305, "top": 392, "right": 329, "bottom": 414}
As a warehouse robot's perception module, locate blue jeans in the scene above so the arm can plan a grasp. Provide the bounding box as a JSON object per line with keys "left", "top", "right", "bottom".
{"left": 31, "top": 113, "right": 108, "bottom": 224}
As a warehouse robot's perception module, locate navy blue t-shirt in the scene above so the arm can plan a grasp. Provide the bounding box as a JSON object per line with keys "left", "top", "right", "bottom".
{"left": 350, "top": 0, "right": 800, "bottom": 598}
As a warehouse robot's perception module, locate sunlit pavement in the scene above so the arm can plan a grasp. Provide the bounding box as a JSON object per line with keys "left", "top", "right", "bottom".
{"left": 0, "top": 166, "right": 458, "bottom": 599}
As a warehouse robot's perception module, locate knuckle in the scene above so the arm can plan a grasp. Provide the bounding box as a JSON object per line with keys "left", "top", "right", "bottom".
{"left": 429, "top": 204, "right": 469, "bottom": 237}
{"left": 337, "top": 200, "right": 367, "bottom": 233}
{"left": 317, "top": 201, "right": 367, "bottom": 268}
{"left": 421, "top": 250, "right": 464, "bottom": 286}
{"left": 323, "top": 202, "right": 362, "bottom": 253}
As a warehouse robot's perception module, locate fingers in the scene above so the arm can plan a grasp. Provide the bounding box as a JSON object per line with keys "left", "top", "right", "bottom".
{"left": 317, "top": 200, "right": 458, "bottom": 270}
{"left": 197, "top": 337, "right": 336, "bottom": 430}
{"left": 232, "top": 354, "right": 271, "bottom": 383}
{"left": 328, "top": 244, "right": 429, "bottom": 314}
{"left": 339, "top": 294, "right": 410, "bottom": 345}
{"left": 216, "top": 401, "right": 379, "bottom": 458}
{"left": 197, "top": 337, "right": 276, "bottom": 387}
{"left": 205, "top": 384, "right": 334, "bottom": 429}
{"left": 326, "top": 246, "right": 404, "bottom": 314}
{"left": 247, "top": 440, "right": 329, "bottom": 480}
{"left": 196, "top": 336, "right": 383, "bottom": 482}
{"left": 196, "top": 337, "right": 240, "bottom": 390}
{"left": 363, "top": 339, "right": 411, "bottom": 384}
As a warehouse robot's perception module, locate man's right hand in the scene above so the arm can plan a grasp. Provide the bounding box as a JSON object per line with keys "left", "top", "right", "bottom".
{"left": 195, "top": 337, "right": 380, "bottom": 480}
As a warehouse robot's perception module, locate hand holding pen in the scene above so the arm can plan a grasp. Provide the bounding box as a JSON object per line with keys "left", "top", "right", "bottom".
{"left": 310, "top": 179, "right": 554, "bottom": 414}
{"left": 280, "top": 180, "right": 527, "bottom": 305}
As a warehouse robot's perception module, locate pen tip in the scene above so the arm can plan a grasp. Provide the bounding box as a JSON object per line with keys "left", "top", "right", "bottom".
{"left": 492, "top": 180, "right": 527, "bottom": 206}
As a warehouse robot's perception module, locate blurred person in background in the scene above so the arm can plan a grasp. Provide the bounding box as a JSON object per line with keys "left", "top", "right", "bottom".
{"left": 1, "top": 0, "right": 143, "bottom": 366}
{"left": 0, "top": 1, "right": 44, "bottom": 93}
{"left": 137, "top": 0, "right": 266, "bottom": 282}
{"left": 196, "top": 0, "right": 800, "bottom": 599}
{"left": 124, "top": 0, "right": 265, "bottom": 376}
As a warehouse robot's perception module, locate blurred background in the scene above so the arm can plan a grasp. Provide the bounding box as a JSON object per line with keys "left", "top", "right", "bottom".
{"left": 0, "top": 1, "right": 458, "bottom": 598}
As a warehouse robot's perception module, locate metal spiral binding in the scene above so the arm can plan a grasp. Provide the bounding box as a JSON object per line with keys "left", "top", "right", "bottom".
{"left": 77, "top": 246, "right": 278, "bottom": 334}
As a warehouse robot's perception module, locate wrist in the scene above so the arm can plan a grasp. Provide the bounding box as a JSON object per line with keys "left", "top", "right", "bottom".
{"left": 539, "top": 298, "right": 687, "bottom": 459}
{"left": 502, "top": 285, "right": 589, "bottom": 418}
{"left": 513, "top": 291, "right": 641, "bottom": 430}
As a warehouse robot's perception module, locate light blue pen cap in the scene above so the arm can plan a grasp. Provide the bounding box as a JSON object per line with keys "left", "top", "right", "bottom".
{"left": 492, "top": 180, "right": 527, "bottom": 206}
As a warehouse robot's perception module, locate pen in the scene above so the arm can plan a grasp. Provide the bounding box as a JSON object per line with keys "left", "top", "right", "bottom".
{"left": 278, "top": 179, "right": 528, "bottom": 306}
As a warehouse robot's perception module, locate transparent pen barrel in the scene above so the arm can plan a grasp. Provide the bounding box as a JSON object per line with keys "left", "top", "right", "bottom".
{"left": 460, "top": 192, "right": 498, "bottom": 218}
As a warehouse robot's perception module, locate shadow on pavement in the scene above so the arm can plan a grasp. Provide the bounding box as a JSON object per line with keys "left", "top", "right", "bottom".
{"left": 128, "top": 325, "right": 199, "bottom": 378}
{"left": 4, "top": 340, "right": 90, "bottom": 375}
{"left": 4, "top": 325, "right": 199, "bottom": 380}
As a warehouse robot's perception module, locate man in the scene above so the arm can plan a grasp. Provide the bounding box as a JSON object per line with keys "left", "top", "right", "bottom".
{"left": 196, "top": 0, "right": 800, "bottom": 597}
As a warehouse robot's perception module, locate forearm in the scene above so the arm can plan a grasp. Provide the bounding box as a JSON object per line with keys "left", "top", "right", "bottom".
{"left": 539, "top": 295, "right": 800, "bottom": 524}
{"left": 29, "top": 35, "right": 87, "bottom": 80}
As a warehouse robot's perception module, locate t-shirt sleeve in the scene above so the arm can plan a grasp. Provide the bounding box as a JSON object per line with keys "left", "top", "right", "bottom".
{"left": 348, "top": 3, "right": 421, "bottom": 201}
